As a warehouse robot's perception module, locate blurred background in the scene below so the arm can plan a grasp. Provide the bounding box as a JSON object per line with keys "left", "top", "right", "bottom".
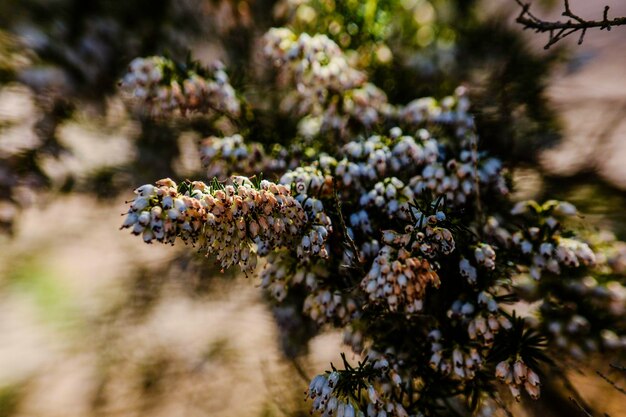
{"left": 0, "top": 0, "right": 625, "bottom": 416}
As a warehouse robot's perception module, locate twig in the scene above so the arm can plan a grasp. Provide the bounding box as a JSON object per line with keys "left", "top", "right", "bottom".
{"left": 557, "top": 369, "right": 597, "bottom": 416}
{"left": 610, "top": 363, "right": 626, "bottom": 372}
{"left": 467, "top": 130, "right": 484, "bottom": 227}
{"left": 596, "top": 370, "right": 626, "bottom": 396}
{"left": 290, "top": 357, "right": 311, "bottom": 383}
{"left": 513, "top": 0, "right": 626, "bottom": 48}
{"left": 490, "top": 392, "right": 514, "bottom": 417}
{"left": 332, "top": 179, "right": 364, "bottom": 273}
{"left": 569, "top": 397, "right": 593, "bottom": 417}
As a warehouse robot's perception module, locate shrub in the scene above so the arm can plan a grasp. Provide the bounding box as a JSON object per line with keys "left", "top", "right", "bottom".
{"left": 118, "top": 19, "right": 625, "bottom": 417}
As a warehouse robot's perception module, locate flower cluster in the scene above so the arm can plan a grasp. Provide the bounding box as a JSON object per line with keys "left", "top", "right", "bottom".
{"left": 200, "top": 134, "right": 281, "bottom": 179}
{"left": 260, "top": 251, "right": 302, "bottom": 302}
{"left": 521, "top": 236, "right": 596, "bottom": 280}
{"left": 121, "top": 177, "right": 319, "bottom": 273}
{"left": 263, "top": 28, "right": 486, "bottom": 142}
{"left": 429, "top": 342, "right": 484, "bottom": 381}
{"left": 306, "top": 358, "right": 410, "bottom": 417}
{"left": 445, "top": 291, "right": 512, "bottom": 340}
{"left": 306, "top": 373, "right": 358, "bottom": 417}
{"left": 303, "top": 287, "right": 358, "bottom": 324}
{"left": 459, "top": 258, "right": 478, "bottom": 284}
{"left": 468, "top": 313, "right": 511, "bottom": 342}
{"left": 119, "top": 24, "right": 626, "bottom": 417}
{"left": 119, "top": 57, "right": 241, "bottom": 117}
{"left": 495, "top": 359, "right": 541, "bottom": 401}
{"left": 329, "top": 128, "right": 507, "bottom": 210}
{"left": 279, "top": 165, "right": 334, "bottom": 196}
{"left": 264, "top": 28, "right": 366, "bottom": 92}
{"left": 264, "top": 28, "right": 390, "bottom": 136}
{"left": 540, "top": 275, "right": 626, "bottom": 356}
{"left": 474, "top": 243, "right": 497, "bottom": 270}
{"left": 398, "top": 92, "right": 472, "bottom": 130}
{"left": 296, "top": 197, "right": 332, "bottom": 259}
{"left": 509, "top": 200, "right": 596, "bottom": 280}
{"left": 362, "top": 245, "right": 439, "bottom": 312}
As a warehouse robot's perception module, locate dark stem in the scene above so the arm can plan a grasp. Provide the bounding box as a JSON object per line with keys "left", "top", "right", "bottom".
{"left": 513, "top": 0, "right": 626, "bottom": 48}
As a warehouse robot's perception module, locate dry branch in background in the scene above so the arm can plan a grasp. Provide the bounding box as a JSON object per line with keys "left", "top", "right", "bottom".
{"left": 514, "top": 0, "right": 626, "bottom": 48}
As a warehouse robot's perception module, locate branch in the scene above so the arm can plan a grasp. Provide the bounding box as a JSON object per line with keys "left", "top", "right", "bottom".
{"left": 569, "top": 397, "right": 593, "bottom": 417}
{"left": 596, "top": 370, "right": 626, "bottom": 396}
{"left": 513, "top": 0, "right": 626, "bottom": 49}
{"left": 610, "top": 363, "right": 626, "bottom": 372}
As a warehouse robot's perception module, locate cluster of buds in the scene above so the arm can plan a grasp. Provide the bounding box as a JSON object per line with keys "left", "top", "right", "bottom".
{"left": 409, "top": 154, "right": 507, "bottom": 207}
{"left": 342, "top": 326, "right": 365, "bottom": 355}
{"left": 200, "top": 134, "right": 267, "bottom": 178}
{"left": 121, "top": 177, "right": 318, "bottom": 274}
{"left": 389, "top": 128, "right": 439, "bottom": 169}
{"left": 263, "top": 28, "right": 390, "bottom": 137}
{"left": 260, "top": 252, "right": 357, "bottom": 324}
{"left": 337, "top": 131, "right": 438, "bottom": 184}
{"left": 429, "top": 334, "right": 484, "bottom": 380}
{"left": 416, "top": 223, "right": 456, "bottom": 258}
{"left": 359, "top": 178, "right": 414, "bottom": 220}
{"left": 334, "top": 159, "right": 378, "bottom": 187}
{"left": 398, "top": 88, "right": 473, "bottom": 130}
{"left": 252, "top": 166, "right": 334, "bottom": 305}
{"left": 350, "top": 210, "right": 375, "bottom": 235}
{"left": 296, "top": 195, "right": 332, "bottom": 260}
{"left": 361, "top": 245, "right": 440, "bottom": 312}
{"left": 264, "top": 29, "right": 366, "bottom": 92}
{"left": 543, "top": 301, "right": 626, "bottom": 357}
{"left": 261, "top": 251, "right": 297, "bottom": 302}
{"left": 467, "top": 313, "right": 512, "bottom": 342}
{"left": 307, "top": 373, "right": 358, "bottom": 417}
{"left": 278, "top": 167, "right": 334, "bottom": 260}
{"left": 495, "top": 359, "right": 541, "bottom": 401}
{"left": 363, "top": 385, "right": 409, "bottom": 417}
{"left": 512, "top": 232, "right": 596, "bottom": 280}
{"left": 446, "top": 293, "right": 511, "bottom": 343}
{"left": 474, "top": 243, "right": 496, "bottom": 270}
{"left": 200, "top": 134, "right": 294, "bottom": 179}
{"left": 377, "top": 213, "right": 456, "bottom": 261}
{"left": 342, "top": 135, "right": 390, "bottom": 172}
{"left": 545, "top": 314, "right": 594, "bottom": 358}
{"left": 265, "top": 48, "right": 482, "bottom": 140}
{"left": 119, "top": 57, "right": 241, "bottom": 117}
{"left": 564, "top": 276, "right": 626, "bottom": 318}
{"left": 344, "top": 84, "right": 391, "bottom": 127}
{"left": 482, "top": 216, "right": 513, "bottom": 248}
{"left": 299, "top": 127, "right": 507, "bottom": 216}
{"left": 304, "top": 287, "right": 358, "bottom": 324}
{"left": 459, "top": 258, "right": 478, "bottom": 284}
{"left": 340, "top": 353, "right": 410, "bottom": 416}
{"left": 121, "top": 179, "right": 205, "bottom": 244}
{"left": 280, "top": 165, "right": 334, "bottom": 197}
{"left": 261, "top": 250, "right": 325, "bottom": 288}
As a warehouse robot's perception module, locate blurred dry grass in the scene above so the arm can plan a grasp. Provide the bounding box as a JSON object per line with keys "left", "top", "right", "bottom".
{"left": 0, "top": 190, "right": 344, "bottom": 417}
{"left": 0, "top": 88, "right": 342, "bottom": 416}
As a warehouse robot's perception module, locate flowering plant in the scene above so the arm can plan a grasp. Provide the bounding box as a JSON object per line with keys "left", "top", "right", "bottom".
{"left": 118, "top": 10, "right": 625, "bottom": 417}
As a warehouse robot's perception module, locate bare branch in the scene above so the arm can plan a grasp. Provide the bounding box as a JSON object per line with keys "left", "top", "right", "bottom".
{"left": 610, "top": 363, "right": 626, "bottom": 372}
{"left": 596, "top": 370, "right": 626, "bottom": 396}
{"left": 569, "top": 397, "right": 593, "bottom": 417}
{"left": 513, "top": 0, "right": 626, "bottom": 49}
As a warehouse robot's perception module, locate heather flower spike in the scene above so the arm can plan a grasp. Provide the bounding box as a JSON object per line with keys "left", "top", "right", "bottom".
{"left": 122, "top": 176, "right": 330, "bottom": 274}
